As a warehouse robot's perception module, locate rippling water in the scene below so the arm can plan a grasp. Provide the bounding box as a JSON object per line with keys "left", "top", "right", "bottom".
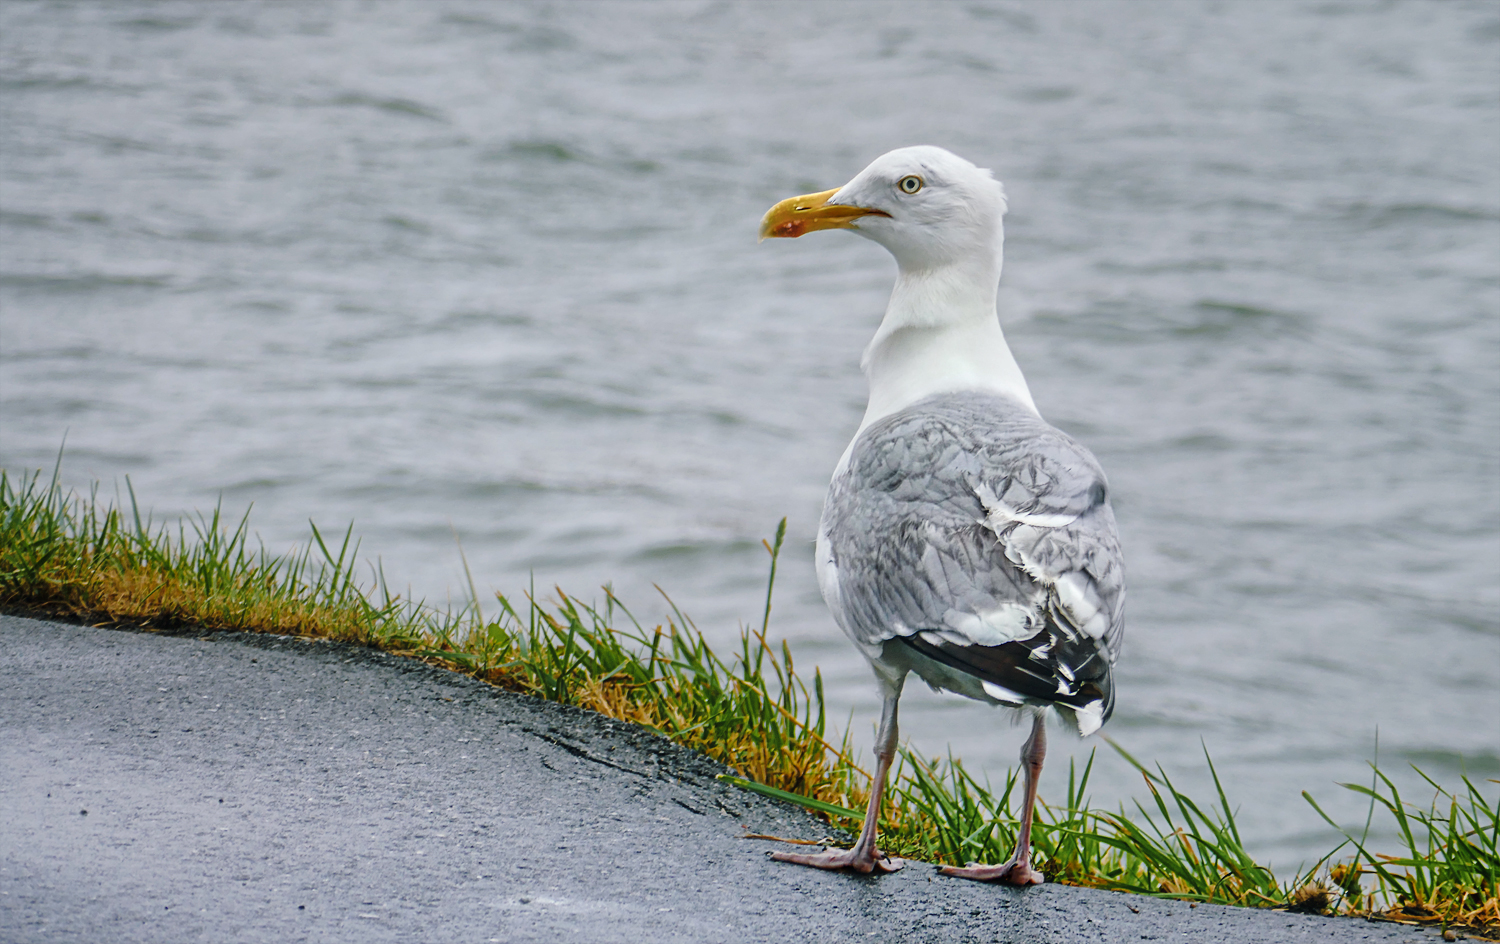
{"left": 3, "top": 1, "right": 1497, "bottom": 867}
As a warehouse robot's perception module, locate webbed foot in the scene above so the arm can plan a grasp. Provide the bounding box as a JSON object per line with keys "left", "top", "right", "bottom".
{"left": 770, "top": 845, "right": 904, "bottom": 874}
{"left": 938, "top": 859, "right": 1044, "bottom": 885}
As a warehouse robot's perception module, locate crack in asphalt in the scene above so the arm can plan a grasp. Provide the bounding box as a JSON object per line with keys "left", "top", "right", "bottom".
{"left": 525, "top": 729, "right": 658, "bottom": 780}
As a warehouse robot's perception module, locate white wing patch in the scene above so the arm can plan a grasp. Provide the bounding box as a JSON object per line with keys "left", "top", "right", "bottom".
{"left": 940, "top": 602, "right": 1035, "bottom": 647}
{"left": 1055, "top": 571, "right": 1109, "bottom": 640}
{"left": 974, "top": 481, "right": 1080, "bottom": 531}
{"left": 981, "top": 680, "right": 1028, "bottom": 705}
{"left": 1071, "top": 699, "right": 1106, "bottom": 737}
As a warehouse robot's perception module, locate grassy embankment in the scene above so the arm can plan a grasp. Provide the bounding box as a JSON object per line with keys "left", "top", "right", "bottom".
{"left": 1, "top": 465, "right": 1495, "bottom": 938}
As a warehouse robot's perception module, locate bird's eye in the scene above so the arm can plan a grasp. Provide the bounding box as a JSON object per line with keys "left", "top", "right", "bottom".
{"left": 898, "top": 175, "right": 923, "bottom": 194}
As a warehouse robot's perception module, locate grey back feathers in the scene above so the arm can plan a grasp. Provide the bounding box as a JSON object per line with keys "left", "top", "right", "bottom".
{"left": 821, "top": 390, "right": 1124, "bottom": 734}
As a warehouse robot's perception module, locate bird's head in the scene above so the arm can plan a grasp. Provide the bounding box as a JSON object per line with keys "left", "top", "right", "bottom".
{"left": 760, "top": 146, "right": 1007, "bottom": 273}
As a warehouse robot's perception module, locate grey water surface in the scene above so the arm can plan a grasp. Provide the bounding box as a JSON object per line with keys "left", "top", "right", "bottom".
{"left": 2, "top": 1, "right": 1496, "bottom": 871}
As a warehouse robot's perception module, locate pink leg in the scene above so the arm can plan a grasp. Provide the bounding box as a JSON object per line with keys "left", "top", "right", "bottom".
{"left": 771, "top": 688, "right": 904, "bottom": 874}
{"left": 940, "top": 710, "right": 1046, "bottom": 885}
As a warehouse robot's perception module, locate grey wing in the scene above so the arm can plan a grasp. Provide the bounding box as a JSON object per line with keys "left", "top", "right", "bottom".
{"left": 821, "top": 392, "right": 1125, "bottom": 732}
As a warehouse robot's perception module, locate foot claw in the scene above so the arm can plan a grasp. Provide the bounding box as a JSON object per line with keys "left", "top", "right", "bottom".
{"left": 938, "top": 860, "right": 1045, "bottom": 885}
{"left": 770, "top": 846, "right": 904, "bottom": 874}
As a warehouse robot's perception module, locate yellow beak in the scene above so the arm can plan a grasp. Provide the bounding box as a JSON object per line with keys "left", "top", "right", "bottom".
{"left": 759, "top": 188, "right": 890, "bottom": 241}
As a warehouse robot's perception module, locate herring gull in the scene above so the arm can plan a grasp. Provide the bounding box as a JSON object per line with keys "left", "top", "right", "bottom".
{"left": 759, "top": 146, "right": 1125, "bottom": 884}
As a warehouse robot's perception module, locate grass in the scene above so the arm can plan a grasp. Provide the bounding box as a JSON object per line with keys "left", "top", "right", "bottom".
{"left": 1306, "top": 764, "right": 1500, "bottom": 933}
{"left": 2, "top": 463, "right": 1495, "bottom": 938}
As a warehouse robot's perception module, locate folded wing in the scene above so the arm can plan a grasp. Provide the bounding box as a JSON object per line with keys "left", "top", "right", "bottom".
{"left": 821, "top": 391, "right": 1125, "bottom": 734}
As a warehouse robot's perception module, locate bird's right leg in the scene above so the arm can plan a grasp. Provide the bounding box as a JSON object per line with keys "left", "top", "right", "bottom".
{"left": 939, "top": 709, "right": 1047, "bottom": 885}
{"left": 770, "top": 688, "right": 903, "bottom": 874}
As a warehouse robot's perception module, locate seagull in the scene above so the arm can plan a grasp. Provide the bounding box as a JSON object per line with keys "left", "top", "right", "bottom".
{"left": 759, "top": 146, "right": 1125, "bottom": 884}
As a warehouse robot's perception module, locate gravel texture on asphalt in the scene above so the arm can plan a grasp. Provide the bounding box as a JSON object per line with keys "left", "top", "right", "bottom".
{"left": 0, "top": 614, "right": 1442, "bottom": 943}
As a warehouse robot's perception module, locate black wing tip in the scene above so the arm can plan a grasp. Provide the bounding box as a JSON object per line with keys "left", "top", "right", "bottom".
{"left": 898, "top": 630, "right": 1113, "bottom": 714}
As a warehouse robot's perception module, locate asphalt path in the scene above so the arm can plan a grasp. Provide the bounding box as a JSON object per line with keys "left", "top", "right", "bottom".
{"left": 0, "top": 614, "right": 1440, "bottom": 943}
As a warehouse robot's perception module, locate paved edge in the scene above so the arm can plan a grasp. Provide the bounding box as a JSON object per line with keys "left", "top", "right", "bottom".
{"left": 0, "top": 614, "right": 1445, "bottom": 944}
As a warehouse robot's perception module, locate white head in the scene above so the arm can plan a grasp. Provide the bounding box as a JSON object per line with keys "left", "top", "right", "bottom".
{"left": 761, "top": 146, "right": 1008, "bottom": 275}
{"left": 761, "top": 146, "right": 1038, "bottom": 421}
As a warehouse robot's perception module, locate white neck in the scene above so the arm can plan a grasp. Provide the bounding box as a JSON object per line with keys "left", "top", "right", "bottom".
{"left": 856, "top": 259, "right": 1037, "bottom": 434}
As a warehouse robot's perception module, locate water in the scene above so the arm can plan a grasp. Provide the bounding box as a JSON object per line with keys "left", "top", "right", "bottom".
{"left": 3, "top": 0, "right": 1496, "bottom": 870}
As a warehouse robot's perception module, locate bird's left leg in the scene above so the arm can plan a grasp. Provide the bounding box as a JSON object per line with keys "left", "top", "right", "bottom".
{"left": 770, "top": 685, "right": 903, "bottom": 874}
{"left": 939, "top": 709, "right": 1046, "bottom": 885}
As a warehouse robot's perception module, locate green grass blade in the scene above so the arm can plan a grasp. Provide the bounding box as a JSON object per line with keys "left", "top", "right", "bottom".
{"left": 718, "top": 774, "right": 864, "bottom": 822}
